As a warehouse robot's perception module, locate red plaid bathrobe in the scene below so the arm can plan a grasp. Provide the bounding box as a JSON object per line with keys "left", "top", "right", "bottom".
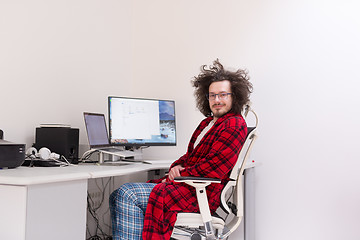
{"left": 143, "top": 112, "right": 247, "bottom": 239}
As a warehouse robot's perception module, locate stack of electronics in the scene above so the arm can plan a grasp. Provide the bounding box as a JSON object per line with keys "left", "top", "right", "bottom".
{"left": 33, "top": 125, "right": 79, "bottom": 164}
{"left": 22, "top": 125, "right": 80, "bottom": 167}
{"left": 1, "top": 96, "right": 177, "bottom": 168}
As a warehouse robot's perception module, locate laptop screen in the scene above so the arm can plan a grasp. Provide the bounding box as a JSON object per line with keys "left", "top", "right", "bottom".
{"left": 84, "top": 112, "right": 110, "bottom": 147}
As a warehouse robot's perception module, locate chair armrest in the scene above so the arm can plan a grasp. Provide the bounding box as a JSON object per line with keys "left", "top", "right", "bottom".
{"left": 174, "top": 176, "right": 221, "bottom": 184}
{"left": 174, "top": 176, "right": 221, "bottom": 238}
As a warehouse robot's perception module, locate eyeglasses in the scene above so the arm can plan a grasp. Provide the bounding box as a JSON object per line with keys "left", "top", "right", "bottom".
{"left": 206, "top": 92, "right": 233, "bottom": 100}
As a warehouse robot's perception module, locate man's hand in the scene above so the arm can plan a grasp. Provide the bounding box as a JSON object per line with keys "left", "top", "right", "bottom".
{"left": 168, "top": 165, "right": 185, "bottom": 181}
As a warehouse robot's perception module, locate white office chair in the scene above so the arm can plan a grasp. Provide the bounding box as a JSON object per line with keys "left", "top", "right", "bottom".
{"left": 171, "top": 105, "right": 258, "bottom": 240}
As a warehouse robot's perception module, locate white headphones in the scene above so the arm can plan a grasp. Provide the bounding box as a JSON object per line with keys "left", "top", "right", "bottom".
{"left": 26, "top": 147, "right": 60, "bottom": 160}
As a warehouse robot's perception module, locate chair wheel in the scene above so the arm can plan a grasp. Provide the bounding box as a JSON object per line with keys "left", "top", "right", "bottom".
{"left": 191, "top": 233, "right": 201, "bottom": 240}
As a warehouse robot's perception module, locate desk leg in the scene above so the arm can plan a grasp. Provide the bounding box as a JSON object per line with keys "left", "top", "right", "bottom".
{"left": 0, "top": 185, "right": 27, "bottom": 240}
{"left": 26, "top": 180, "right": 88, "bottom": 240}
{"left": 0, "top": 180, "right": 88, "bottom": 240}
{"left": 244, "top": 167, "right": 255, "bottom": 240}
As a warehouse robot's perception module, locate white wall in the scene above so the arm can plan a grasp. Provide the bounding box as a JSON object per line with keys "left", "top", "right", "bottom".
{"left": 239, "top": 1, "right": 360, "bottom": 239}
{"left": 130, "top": 0, "right": 259, "bottom": 159}
{"left": 1, "top": 0, "right": 360, "bottom": 240}
{"left": 0, "top": 0, "right": 133, "bottom": 148}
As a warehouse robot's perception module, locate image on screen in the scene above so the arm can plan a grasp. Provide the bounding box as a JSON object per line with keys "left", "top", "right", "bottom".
{"left": 108, "top": 96, "right": 176, "bottom": 147}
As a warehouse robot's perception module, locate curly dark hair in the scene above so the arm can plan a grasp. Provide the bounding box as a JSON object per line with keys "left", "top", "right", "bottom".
{"left": 192, "top": 59, "right": 253, "bottom": 117}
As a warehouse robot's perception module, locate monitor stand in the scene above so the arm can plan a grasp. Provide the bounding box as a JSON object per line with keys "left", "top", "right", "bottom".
{"left": 98, "top": 148, "right": 143, "bottom": 164}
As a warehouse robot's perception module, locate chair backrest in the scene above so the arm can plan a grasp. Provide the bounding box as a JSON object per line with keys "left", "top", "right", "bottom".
{"left": 217, "top": 105, "right": 258, "bottom": 238}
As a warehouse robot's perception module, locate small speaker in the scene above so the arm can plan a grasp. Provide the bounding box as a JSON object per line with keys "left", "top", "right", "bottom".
{"left": 35, "top": 127, "right": 79, "bottom": 164}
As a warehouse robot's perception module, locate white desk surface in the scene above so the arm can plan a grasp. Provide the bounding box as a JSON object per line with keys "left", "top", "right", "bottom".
{"left": 0, "top": 159, "right": 257, "bottom": 186}
{"left": 0, "top": 159, "right": 174, "bottom": 186}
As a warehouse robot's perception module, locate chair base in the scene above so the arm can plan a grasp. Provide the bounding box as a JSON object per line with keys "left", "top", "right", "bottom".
{"left": 171, "top": 213, "right": 225, "bottom": 240}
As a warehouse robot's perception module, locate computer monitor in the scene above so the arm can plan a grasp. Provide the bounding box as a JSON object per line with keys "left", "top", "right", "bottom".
{"left": 108, "top": 96, "right": 176, "bottom": 147}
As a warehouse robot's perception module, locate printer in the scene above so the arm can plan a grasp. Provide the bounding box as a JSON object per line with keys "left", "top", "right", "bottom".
{"left": 0, "top": 139, "right": 26, "bottom": 168}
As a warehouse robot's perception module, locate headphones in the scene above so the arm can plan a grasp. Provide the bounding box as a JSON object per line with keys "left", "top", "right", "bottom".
{"left": 26, "top": 147, "right": 60, "bottom": 160}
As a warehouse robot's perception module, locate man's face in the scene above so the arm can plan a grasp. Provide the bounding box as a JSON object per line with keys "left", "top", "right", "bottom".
{"left": 208, "top": 80, "right": 233, "bottom": 121}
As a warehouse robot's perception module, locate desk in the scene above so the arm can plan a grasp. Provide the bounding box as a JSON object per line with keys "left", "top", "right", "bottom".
{"left": 0, "top": 160, "right": 256, "bottom": 240}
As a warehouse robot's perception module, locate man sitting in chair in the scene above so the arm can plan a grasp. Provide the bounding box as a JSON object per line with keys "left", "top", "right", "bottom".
{"left": 109, "top": 59, "right": 253, "bottom": 240}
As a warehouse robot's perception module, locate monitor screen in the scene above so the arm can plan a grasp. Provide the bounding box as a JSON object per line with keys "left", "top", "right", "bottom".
{"left": 108, "top": 96, "right": 176, "bottom": 147}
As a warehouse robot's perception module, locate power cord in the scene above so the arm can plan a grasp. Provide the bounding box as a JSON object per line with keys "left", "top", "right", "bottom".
{"left": 23, "top": 154, "right": 72, "bottom": 167}
{"left": 87, "top": 236, "right": 112, "bottom": 240}
{"left": 87, "top": 192, "right": 109, "bottom": 239}
{"left": 79, "top": 149, "right": 99, "bottom": 163}
{"left": 86, "top": 177, "right": 113, "bottom": 240}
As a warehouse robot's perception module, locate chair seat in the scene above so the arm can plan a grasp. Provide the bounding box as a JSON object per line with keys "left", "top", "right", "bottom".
{"left": 175, "top": 212, "right": 225, "bottom": 229}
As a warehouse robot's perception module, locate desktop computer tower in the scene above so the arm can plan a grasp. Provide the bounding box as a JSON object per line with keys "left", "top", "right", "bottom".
{"left": 35, "top": 127, "right": 79, "bottom": 164}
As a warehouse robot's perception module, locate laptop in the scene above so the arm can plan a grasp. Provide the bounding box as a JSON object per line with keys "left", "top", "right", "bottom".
{"left": 83, "top": 112, "right": 136, "bottom": 159}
